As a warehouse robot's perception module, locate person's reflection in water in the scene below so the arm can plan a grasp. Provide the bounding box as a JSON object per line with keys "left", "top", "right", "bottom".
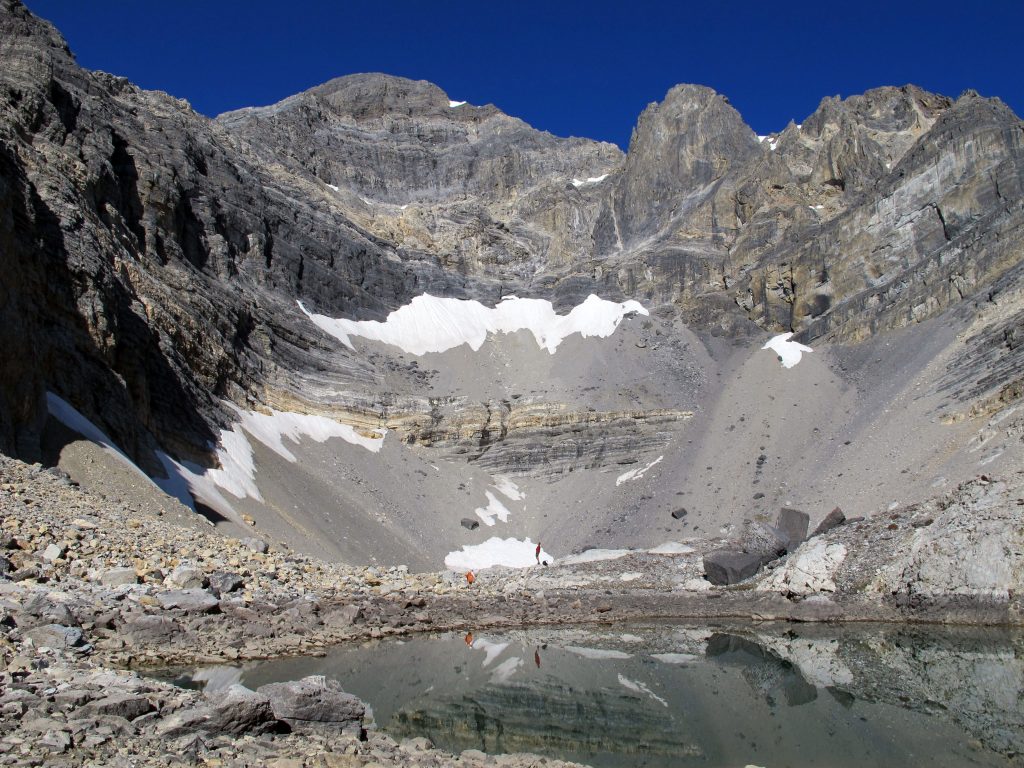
{"left": 534, "top": 647, "right": 541, "bottom": 668}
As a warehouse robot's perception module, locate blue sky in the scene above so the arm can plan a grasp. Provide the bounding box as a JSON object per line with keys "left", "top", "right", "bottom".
{"left": 24, "top": 0, "right": 1024, "bottom": 149}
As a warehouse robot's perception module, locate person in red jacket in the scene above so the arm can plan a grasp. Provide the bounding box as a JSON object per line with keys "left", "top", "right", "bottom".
{"left": 535, "top": 541, "right": 541, "bottom": 564}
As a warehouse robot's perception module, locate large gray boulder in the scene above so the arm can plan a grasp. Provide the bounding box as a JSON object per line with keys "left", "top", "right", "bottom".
{"left": 23, "top": 624, "right": 83, "bottom": 649}
{"left": 776, "top": 508, "right": 810, "bottom": 552}
{"left": 256, "top": 676, "right": 365, "bottom": 731}
{"left": 739, "top": 521, "right": 790, "bottom": 564}
{"left": 703, "top": 550, "right": 762, "bottom": 586}
{"left": 156, "top": 589, "right": 220, "bottom": 613}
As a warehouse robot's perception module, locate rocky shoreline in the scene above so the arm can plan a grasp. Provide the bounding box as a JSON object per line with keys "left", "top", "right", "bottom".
{"left": 2, "top": 453, "right": 1022, "bottom": 765}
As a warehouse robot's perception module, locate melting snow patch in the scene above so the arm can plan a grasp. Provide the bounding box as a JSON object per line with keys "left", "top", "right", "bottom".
{"left": 564, "top": 647, "right": 632, "bottom": 660}
{"left": 326, "top": 184, "right": 339, "bottom": 192}
{"left": 156, "top": 407, "right": 386, "bottom": 523}
{"left": 491, "top": 475, "right": 525, "bottom": 501}
{"left": 618, "top": 674, "right": 667, "bottom": 707}
{"left": 448, "top": 100, "right": 467, "bottom": 108}
{"left": 571, "top": 174, "right": 609, "bottom": 187}
{"left": 445, "top": 537, "right": 550, "bottom": 571}
{"left": 616, "top": 455, "right": 663, "bottom": 486}
{"left": 762, "top": 332, "right": 813, "bottom": 368}
{"left": 559, "top": 549, "right": 630, "bottom": 565}
{"left": 648, "top": 541, "right": 694, "bottom": 555}
{"left": 474, "top": 491, "right": 512, "bottom": 527}
{"left": 298, "top": 293, "right": 647, "bottom": 356}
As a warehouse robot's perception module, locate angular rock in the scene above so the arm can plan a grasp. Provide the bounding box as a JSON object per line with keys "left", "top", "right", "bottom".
{"left": 812, "top": 507, "right": 847, "bottom": 538}
{"left": 0, "top": 554, "right": 11, "bottom": 575}
{"left": 166, "top": 565, "right": 205, "bottom": 589}
{"left": 739, "top": 520, "right": 790, "bottom": 563}
{"left": 208, "top": 571, "right": 244, "bottom": 597}
{"left": 99, "top": 567, "right": 138, "bottom": 587}
{"left": 703, "top": 550, "right": 762, "bottom": 586}
{"left": 323, "top": 604, "right": 360, "bottom": 627}
{"left": 671, "top": 507, "right": 688, "bottom": 520}
{"left": 122, "top": 615, "right": 181, "bottom": 643}
{"left": 156, "top": 589, "right": 220, "bottom": 613}
{"left": 776, "top": 507, "right": 810, "bottom": 552}
{"left": 23, "top": 624, "right": 83, "bottom": 648}
{"left": 257, "top": 675, "right": 365, "bottom": 730}
{"left": 241, "top": 538, "right": 269, "bottom": 554}
{"left": 204, "top": 684, "right": 280, "bottom": 736}
{"left": 460, "top": 518, "right": 480, "bottom": 531}
{"left": 82, "top": 694, "right": 153, "bottom": 721}
{"left": 42, "top": 543, "right": 64, "bottom": 562}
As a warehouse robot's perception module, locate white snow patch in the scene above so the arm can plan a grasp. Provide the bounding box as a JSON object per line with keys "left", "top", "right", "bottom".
{"left": 326, "top": 184, "right": 339, "bottom": 192}
{"left": 650, "top": 653, "right": 698, "bottom": 664}
{"left": 491, "top": 475, "right": 525, "bottom": 501}
{"left": 648, "top": 542, "right": 694, "bottom": 555}
{"left": 564, "top": 646, "right": 632, "bottom": 660}
{"left": 559, "top": 548, "right": 630, "bottom": 565}
{"left": 615, "top": 455, "right": 663, "bottom": 486}
{"left": 762, "top": 332, "right": 813, "bottom": 368}
{"left": 444, "top": 537, "right": 550, "bottom": 571}
{"left": 618, "top": 674, "right": 667, "bottom": 707}
{"left": 620, "top": 572, "right": 642, "bottom": 582}
{"left": 298, "top": 293, "right": 647, "bottom": 356}
{"left": 571, "top": 174, "right": 609, "bottom": 188}
{"left": 471, "top": 638, "right": 510, "bottom": 667}
{"left": 155, "top": 407, "right": 386, "bottom": 522}
{"left": 620, "top": 634, "right": 644, "bottom": 643}
{"left": 474, "top": 491, "right": 511, "bottom": 527}
{"left": 448, "top": 100, "right": 466, "bottom": 108}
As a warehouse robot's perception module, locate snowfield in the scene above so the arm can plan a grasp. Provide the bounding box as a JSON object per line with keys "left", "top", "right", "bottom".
{"left": 298, "top": 293, "right": 648, "bottom": 356}
{"left": 762, "top": 332, "right": 813, "bottom": 368}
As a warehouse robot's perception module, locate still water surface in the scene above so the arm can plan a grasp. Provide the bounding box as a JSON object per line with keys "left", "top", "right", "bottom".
{"left": 171, "top": 623, "right": 1023, "bottom": 767}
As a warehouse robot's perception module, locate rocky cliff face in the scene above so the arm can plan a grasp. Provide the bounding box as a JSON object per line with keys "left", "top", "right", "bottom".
{"left": 1, "top": 0, "right": 1023, "bottom": 565}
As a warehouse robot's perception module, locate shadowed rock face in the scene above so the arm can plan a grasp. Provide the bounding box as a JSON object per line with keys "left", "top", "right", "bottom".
{"left": 1, "top": 0, "right": 1023, "bottom": 560}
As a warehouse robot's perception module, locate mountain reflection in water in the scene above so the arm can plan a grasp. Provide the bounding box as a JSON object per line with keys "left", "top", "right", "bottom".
{"left": 174, "top": 624, "right": 1023, "bottom": 767}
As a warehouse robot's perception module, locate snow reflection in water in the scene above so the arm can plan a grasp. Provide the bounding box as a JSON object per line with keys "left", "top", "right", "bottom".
{"left": 171, "top": 624, "right": 1024, "bottom": 768}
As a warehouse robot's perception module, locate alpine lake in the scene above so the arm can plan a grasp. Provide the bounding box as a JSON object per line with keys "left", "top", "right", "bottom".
{"left": 165, "top": 622, "right": 1024, "bottom": 767}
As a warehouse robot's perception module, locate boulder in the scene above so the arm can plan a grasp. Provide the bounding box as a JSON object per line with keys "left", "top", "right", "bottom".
{"left": 99, "top": 567, "right": 138, "bottom": 587}
{"left": 205, "top": 684, "right": 280, "bottom": 736}
{"left": 82, "top": 694, "right": 153, "bottom": 721}
{"left": 42, "top": 543, "right": 64, "bottom": 562}
{"left": 257, "top": 675, "right": 365, "bottom": 731}
{"left": 739, "top": 520, "right": 789, "bottom": 563}
{"left": 156, "top": 589, "right": 220, "bottom": 613}
{"left": 703, "top": 550, "right": 762, "bottom": 586}
{"left": 241, "top": 538, "right": 269, "bottom": 554}
{"left": 208, "top": 571, "right": 244, "bottom": 597}
{"left": 777, "top": 507, "right": 810, "bottom": 552}
{"left": 323, "top": 604, "right": 360, "bottom": 627}
{"left": 811, "top": 507, "right": 847, "bottom": 538}
{"left": 23, "top": 624, "right": 83, "bottom": 649}
{"left": 0, "top": 555, "right": 11, "bottom": 575}
{"left": 166, "top": 565, "right": 205, "bottom": 589}
{"left": 460, "top": 518, "right": 480, "bottom": 531}
{"left": 122, "top": 615, "right": 181, "bottom": 644}
{"left": 671, "top": 507, "right": 688, "bottom": 520}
